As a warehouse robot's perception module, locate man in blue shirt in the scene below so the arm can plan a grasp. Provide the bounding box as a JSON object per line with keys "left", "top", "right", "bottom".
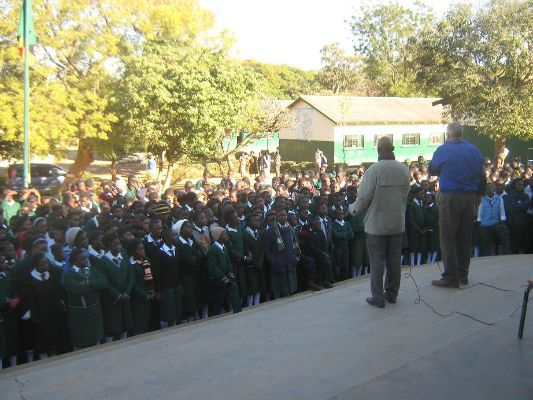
{"left": 429, "top": 122, "right": 484, "bottom": 288}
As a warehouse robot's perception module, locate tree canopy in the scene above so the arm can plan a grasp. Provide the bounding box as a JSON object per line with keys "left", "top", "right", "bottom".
{"left": 414, "top": 0, "right": 532, "bottom": 157}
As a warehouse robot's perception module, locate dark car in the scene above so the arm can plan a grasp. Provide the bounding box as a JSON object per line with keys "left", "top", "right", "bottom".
{"left": 6, "top": 163, "right": 68, "bottom": 193}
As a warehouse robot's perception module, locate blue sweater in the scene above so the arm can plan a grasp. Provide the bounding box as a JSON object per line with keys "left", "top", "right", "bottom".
{"left": 429, "top": 140, "right": 483, "bottom": 193}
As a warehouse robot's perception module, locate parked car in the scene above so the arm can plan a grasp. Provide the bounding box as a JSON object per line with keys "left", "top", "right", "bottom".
{"left": 6, "top": 163, "right": 67, "bottom": 193}
{"left": 116, "top": 153, "right": 147, "bottom": 164}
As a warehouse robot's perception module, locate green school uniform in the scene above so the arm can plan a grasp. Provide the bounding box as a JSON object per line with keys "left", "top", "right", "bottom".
{"left": 348, "top": 210, "right": 368, "bottom": 267}
{"left": 130, "top": 258, "right": 154, "bottom": 335}
{"left": 332, "top": 219, "right": 354, "bottom": 280}
{"left": 407, "top": 200, "right": 427, "bottom": 253}
{"left": 424, "top": 204, "right": 439, "bottom": 253}
{"left": 100, "top": 254, "right": 134, "bottom": 337}
{"left": 64, "top": 266, "right": 107, "bottom": 348}
{"left": 226, "top": 227, "right": 247, "bottom": 298}
{"left": 0, "top": 268, "right": 18, "bottom": 358}
{"left": 207, "top": 243, "right": 241, "bottom": 315}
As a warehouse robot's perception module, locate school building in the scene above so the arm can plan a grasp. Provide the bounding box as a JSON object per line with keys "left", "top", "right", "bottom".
{"left": 279, "top": 95, "right": 448, "bottom": 165}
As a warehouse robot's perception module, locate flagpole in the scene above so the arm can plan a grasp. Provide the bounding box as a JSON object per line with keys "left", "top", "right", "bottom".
{"left": 22, "top": 0, "right": 31, "bottom": 188}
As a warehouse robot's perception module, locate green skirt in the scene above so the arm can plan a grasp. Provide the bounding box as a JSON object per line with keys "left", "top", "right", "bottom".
{"left": 349, "top": 235, "right": 368, "bottom": 266}
{"left": 68, "top": 303, "right": 104, "bottom": 348}
{"left": 132, "top": 297, "right": 152, "bottom": 335}
{"left": 270, "top": 268, "right": 297, "bottom": 297}
{"left": 159, "top": 286, "right": 184, "bottom": 323}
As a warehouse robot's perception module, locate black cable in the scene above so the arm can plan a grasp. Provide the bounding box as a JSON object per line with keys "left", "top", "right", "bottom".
{"left": 402, "top": 267, "right": 522, "bottom": 326}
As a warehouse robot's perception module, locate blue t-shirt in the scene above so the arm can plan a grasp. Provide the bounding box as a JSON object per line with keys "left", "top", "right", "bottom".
{"left": 429, "top": 140, "right": 483, "bottom": 193}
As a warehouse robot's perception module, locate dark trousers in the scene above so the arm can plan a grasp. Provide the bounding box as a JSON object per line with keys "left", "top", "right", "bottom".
{"left": 438, "top": 192, "right": 477, "bottom": 281}
{"left": 211, "top": 282, "right": 242, "bottom": 316}
{"left": 479, "top": 223, "right": 510, "bottom": 256}
{"left": 367, "top": 233, "right": 403, "bottom": 302}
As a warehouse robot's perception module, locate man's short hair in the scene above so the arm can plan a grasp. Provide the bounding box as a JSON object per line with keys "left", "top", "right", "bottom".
{"left": 447, "top": 122, "right": 463, "bottom": 138}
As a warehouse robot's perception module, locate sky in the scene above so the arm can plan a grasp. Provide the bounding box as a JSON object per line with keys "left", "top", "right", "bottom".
{"left": 200, "top": 0, "right": 465, "bottom": 70}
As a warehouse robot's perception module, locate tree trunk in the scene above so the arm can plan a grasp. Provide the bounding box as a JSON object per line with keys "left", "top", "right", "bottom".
{"left": 162, "top": 162, "right": 174, "bottom": 192}
{"left": 494, "top": 136, "right": 506, "bottom": 162}
{"left": 109, "top": 158, "right": 117, "bottom": 181}
{"left": 156, "top": 150, "right": 165, "bottom": 182}
{"left": 226, "top": 153, "right": 234, "bottom": 173}
{"left": 68, "top": 141, "right": 94, "bottom": 178}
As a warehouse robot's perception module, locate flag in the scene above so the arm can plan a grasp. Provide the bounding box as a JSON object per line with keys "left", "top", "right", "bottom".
{"left": 17, "top": 0, "right": 37, "bottom": 65}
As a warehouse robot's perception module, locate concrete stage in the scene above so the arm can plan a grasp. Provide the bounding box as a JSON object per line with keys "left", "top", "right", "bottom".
{"left": 1, "top": 255, "right": 532, "bottom": 400}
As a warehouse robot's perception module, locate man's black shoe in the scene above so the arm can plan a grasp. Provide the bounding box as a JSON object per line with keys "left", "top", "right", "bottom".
{"left": 432, "top": 279, "right": 459, "bottom": 288}
{"left": 309, "top": 283, "right": 322, "bottom": 291}
{"left": 459, "top": 276, "right": 469, "bottom": 285}
{"left": 366, "top": 297, "right": 385, "bottom": 308}
{"left": 323, "top": 282, "right": 334, "bottom": 289}
{"left": 385, "top": 293, "right": 397, "bottom": 304}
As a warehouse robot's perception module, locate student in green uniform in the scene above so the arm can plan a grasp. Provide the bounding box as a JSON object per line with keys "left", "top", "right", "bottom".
{"left": 64, "top": 248, "right": 107, "bottom": 350}
{"left": 174, "top": 219, "right": 208, "bottom": 322}
{"left": 424, "top": 193, "right": 439, "bottom": 263}
{"left": 0, "top": 254, "right": 19, "bottom": 368}
{"left": 224, "top": 208, "right": 249, "bottom": 305}
{"left": 127, "top": 239, "right": 154, "bottom": 335}
{"left": 100, "top": 233, "right": 133, "bottom": 342}
{"left": 207, "top": 227, "right": 241, "bottom": 316}
{"left": 243, "top": 213, "right": 265, "bottom": 307}
{"left": 407, "top": 188, "right": 427, "bottom": 266}
{"left": 332, "top": 208, "right": 354, "bottom": 281}
{"left": 347, "top": 189, "right": 369, "bottom": 277}
{"left": 152, "top": 229, "right": 183, "bottom": 328}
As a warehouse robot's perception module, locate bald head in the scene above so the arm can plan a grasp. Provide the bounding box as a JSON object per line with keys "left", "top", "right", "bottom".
{"left": 377, "top": 136, "right": 394, "bottom": 154}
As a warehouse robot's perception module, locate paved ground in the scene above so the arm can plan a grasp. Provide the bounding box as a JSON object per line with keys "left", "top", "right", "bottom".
{"left": 1, "top": 255, "right": 532, "bottom": 400}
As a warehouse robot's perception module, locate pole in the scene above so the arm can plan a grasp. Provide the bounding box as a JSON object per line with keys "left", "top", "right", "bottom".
{"left": 22, "top": 0, "right": 31, "bottom": 188}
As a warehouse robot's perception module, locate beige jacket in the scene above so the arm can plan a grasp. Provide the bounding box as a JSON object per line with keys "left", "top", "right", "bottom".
{"left": 349, "top": 159, "right": 410, "bottom": 236}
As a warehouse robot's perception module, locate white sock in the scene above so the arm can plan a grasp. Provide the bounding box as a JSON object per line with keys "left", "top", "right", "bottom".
{"left": 401, "top": 255, "right": 404, "bottom": 264}
{"left": 356, "top": 266, "right": 363, "bottom": 277}
{"left": 120, "top": 331, "right": 127, "bottom": 340}
{"left": 39, "top": 353, "right": 48, "bottom": 360}
{"left": 26, "top": 350, "right": 34, "bottom": 363}
{"left": 9, "top": 355, "right": 17, "bottom": 367}
{"left": 410, "top": 253, "right": 415, "bottom": 265}
{"left": 247, "top": 295, "right": 253, "bottom": 307}
{"left": 351, "top": 266, "right": 357, "bottom": 278}
{"left": 432, "top": 252, "right": 438, "bottom": 262}
{"left": 201, "top": 306, "right": 208, "bottom": 319}
{"left": 253, "top": 292, "right": 261, "bottom": 305}
{"left": 104, "top": 336, "right": 113, "bottom": 343}
{"left": 416, "top": 253, "right": 422, "bottom": 266}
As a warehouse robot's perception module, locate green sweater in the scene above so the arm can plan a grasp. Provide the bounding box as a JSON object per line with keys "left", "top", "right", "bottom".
{"left": 100, "top": 254, "right": 134, "bottom": 300}
{"left": 226, "top": 227, "right": 244, "bottom": 261}
{"left": 407, "top": 201, "right": 426, "bottom": 232}
{"left": 64, "top": 267, "right": 107, "bottom": 308}
{"left": 207, "top": 244, "right": 234, "bottom": 285}
{"left": 332, "top": 220, "right": 354, "bottom": 249}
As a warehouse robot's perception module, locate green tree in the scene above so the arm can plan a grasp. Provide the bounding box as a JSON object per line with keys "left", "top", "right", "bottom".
{"left": 317, "top": 43, "right": 372, "bottom": 95}
{"left": 113, "top": 41, "right": 275, "bottom": 186}
{"left": 243, "top": 60, "right": 322, "bottom": 99}
{"left": 0, "top": 0, "right": 214, "bottom": 177}
{"left": 415, "top": 0, "right": 532, "bottom": 159}
{"left": 348, "top": 1, "right": 434, "bottom": 96}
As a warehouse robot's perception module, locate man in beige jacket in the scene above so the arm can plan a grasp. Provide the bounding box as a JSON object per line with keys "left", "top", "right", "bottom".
{"left": 350, "top": 137, "right": 410, "bottom": 308}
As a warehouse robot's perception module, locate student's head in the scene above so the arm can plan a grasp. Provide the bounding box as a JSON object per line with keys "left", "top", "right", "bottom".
{"left": 118, "top": 227, "right": 135, "bottom": 246}
{"left": 318, "top": 203, "right": 328, "bottom": 217}
{"left": 31, "top": 237, "right": 48, "bottom": 256}
{"left": 419, "top": 180, "right": 430, "bottom": 192}
{"left": 235, "top": 202, "right": 245, "bottom": 217}
{"left": 424, "top": 193, "right": 435, "bottom": 206}
{"left": 149, "top": 218, "right": 163, "bottom": 238}
{"left": 0, "top": 241, "right": 16, "bottom": 260}
{"left": 69, "top": 247, "right": 87, "bottom": 267}
{"left": 224, "top": 208, "right": 239, "bottom": 228}
{"left": 287, "top": 212, "right": 297, "bottom": 226}
{"left": 103, "top": 232, "right": 121, "bottom": 255}
{"left": 486, "top": 182, "right": 496, "bottom": 197}
{"left": 67, "top": 211, "right": 82, "bottom": 228}
{"left": 50, "top": 243, "right": 65, "bottom": 261}
{"left": 309, "top": 216, "right": 321, "bottom": 232}
{"left": 32, "top": 217, "right": 48, "bottom": 235}
{"left": 276, "top": 209, "right": 288, "bottom": 225}
{"left": 161, "top": 229, "right": 177, "bottom": 246}
{"left": 334, "top": 208, "right": 344, "bottom": 221}
{"left": 246, "top": 213, "right": 260, "bottom": 230}
{"left": 211, "top": 227, "right": 228, "bottom": 244}
{"left": 88, "top": 230, "right": 104, "bottom": 251}
{"left": 180, "top": 221, "right": 193, "bottom": 238}
{"left": 414, "top": 188, "right": 425, "bottom": 201}
{"left": 74, "top": 230, "right": 89, "bottom": 249}
{"left": 127, "top": 239, "right": 145, "bottom": 260}
{"left": 192, "top": 211, "right": 207, "bottom": 228}
{"left": 511, "top": 178, "right": 525, "bottom": 193}
{"left": 298, "top": 208, "right": 309, "bottom": 221}
{"left": 446, "top": 122, "right": 463, "bottom": 140}
{"left": 32, "top": 253, "right": 49, "bottom": 273}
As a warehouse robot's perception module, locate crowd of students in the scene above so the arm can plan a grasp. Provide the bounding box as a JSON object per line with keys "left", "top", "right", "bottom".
{"left": 0, "top": 153, "right": 532, "bottom": 368}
